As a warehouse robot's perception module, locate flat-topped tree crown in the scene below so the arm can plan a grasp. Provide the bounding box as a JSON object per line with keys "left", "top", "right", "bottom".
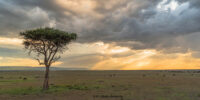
{"left": 20, "top": 27, "right": 77, "bottom": 90}
{"left": 21, "top": 27, "right": 77, "bottom": 46}
{"left": 20, "top": 27, "right": 77, "bottom": 66}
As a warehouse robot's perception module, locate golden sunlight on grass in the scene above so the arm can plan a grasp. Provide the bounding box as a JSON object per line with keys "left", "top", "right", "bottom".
{"left": 122, "top": 52, "right": 200, "bottom": 70}
{"left": 91, "top": 49, "right": 157, "bottom": 70}
{"left": 91, "top": 47, "right": 200, "bottom": 70}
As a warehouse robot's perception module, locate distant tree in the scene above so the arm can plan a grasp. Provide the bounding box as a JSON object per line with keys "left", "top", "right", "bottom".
{"left": 20, "top": 27, "right": 77, "bottom": 90}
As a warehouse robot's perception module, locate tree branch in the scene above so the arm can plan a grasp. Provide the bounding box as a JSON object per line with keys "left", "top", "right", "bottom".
{"left": 35, "top": 58, "right": 44, "bottom": 65}
{"left": 48, "top": 46, "right": 59, "bottom": 66}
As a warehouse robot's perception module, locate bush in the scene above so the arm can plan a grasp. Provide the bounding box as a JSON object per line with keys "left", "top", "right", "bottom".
{"left": 23, "top": 77, "right": 27, "bottom": 80}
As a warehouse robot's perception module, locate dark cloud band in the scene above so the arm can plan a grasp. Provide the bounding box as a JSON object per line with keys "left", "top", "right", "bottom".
{"left": 0, "top": 0, "right": 200, "bottom": 53}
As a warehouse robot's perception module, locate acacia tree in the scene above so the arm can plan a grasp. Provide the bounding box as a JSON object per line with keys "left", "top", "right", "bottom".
{"left": 20, "top": 27, "right": 77, "bottom": 90}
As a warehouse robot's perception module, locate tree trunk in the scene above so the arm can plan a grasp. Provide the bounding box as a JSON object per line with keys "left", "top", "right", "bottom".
{"left": 43, "top": 65, "right": 50, "bottom": 90}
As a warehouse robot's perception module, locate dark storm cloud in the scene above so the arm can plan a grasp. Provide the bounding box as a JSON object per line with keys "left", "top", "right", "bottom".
{"left": 0, "top": 0, "right": 200, "bottom": 53}
{"left": 176, "top": 0, "right": 200, "bottom": 8}
{"left": 0, "top": 0, "right": 58, "bottom": 36}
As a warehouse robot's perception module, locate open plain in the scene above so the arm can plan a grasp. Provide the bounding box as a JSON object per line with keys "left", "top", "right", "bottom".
{"left": 0, "top": 70, "right": 200, "bottom": 100}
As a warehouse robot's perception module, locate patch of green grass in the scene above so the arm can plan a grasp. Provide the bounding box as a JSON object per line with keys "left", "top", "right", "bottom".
{"left": 0, "top": 79, "right": 25, "bottom": 83}
{"left": 0, "top": 84, "right": 102, "bottom": 95}
{"left": 0, "top": 78, "right": 35, "bottom": 85}
{"left": 0, "top": 87, "right": 41, "bottom": 95}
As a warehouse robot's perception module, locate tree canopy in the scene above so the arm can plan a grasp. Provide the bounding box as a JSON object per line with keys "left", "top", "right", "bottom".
{"left": 20, "top": 27, "right": 77, "bottom": 66}
{"left": 20, "top": 27, "right": 77, "bottom": 90}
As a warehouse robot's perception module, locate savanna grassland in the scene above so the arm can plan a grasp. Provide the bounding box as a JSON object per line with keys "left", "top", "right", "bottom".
{"left": 0, "top": 70, "right": 200, "bottom": 100}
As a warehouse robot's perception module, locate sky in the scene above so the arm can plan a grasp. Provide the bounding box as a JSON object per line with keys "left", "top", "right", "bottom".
{"left": 0, "top": 0, "right": 200, "bottom": 70}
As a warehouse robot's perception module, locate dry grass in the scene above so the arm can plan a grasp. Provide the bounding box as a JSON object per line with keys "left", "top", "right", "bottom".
{"left": 0, "top": 70, "right": 200, "bottom": 100}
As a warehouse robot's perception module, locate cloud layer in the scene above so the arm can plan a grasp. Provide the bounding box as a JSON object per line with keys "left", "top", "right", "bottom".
{"left": 0, "top": 0, "right": 200, "bottom": 69}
